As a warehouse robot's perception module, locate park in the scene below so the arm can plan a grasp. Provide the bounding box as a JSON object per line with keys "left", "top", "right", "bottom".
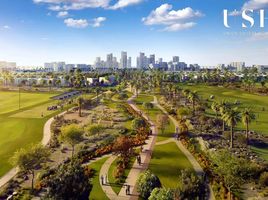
{"left": 0, "top": 69, "right": 267, "bottom": 200}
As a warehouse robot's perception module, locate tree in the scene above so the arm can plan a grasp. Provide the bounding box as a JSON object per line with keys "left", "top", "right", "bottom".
{"left": 143, "top": 102, "right": 154, "bottom": 114}
{"left": 46, "top": 161, "right": 92, "bottom": 200}
{"left": 112, "top": 136, "right": 134, "bottom": 168}
{"left": 149, "top": 188, "right": 174, "bottom": 200}
{"left": 137, "top": 170, "right": 162, "bottom": 199}
{"left": 211, "top": 102, "right": 220, "bottom": 119}
{"left": 85, "top": 124, "right": 104, "bottom": 138}
{"left": 241, "top": 108, "right": 256, "bottom": 145}
{"left": 156, "top": 114, "right": 169, "bottom": 134}
{"left": 187, "top": 91, "right": 200, "bottom": 115}
{"left": 132, "top": 118, "right": 146, "bottom": 131}
{"left": 60, "top": 124, "right": 83, "bottom": 157}
{"left": 222, "top": 108, "right": 241, "bottom": 148}
{"left": 11, "top": 144, "right": 50, "bottom": 190}
{"left": 175, "top": 169, "right": 205, "bottom": 199}
{"left": 211, "top": 150, "right": 244, "bottom": 200}
{"left": 77, "top": 97, "right": 84, "bottom": 117}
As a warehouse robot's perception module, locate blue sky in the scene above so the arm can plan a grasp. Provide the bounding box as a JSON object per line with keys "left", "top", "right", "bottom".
{"left": 0, "top": 0, "right": 268, "bottom": 66}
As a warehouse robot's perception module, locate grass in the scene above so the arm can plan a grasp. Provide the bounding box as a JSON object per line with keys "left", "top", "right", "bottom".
{"left": 88, "top": 157, "right": 109, "bottom": 200}
{"left": 108, "top": 157, "right": 135, "bottom": 194}
{"left": 181, "top": 84, "right": 268, "bottom": 161}
{"left": 149, "top": 142, "right": 193, "bottom": 188}
{"left": 0, "top": 90, "right": 78, "bottom": 177}
{"left": 134, "top": 94, "right": 175, "bottom": 142}
{"left": 0, "top": 91, "right": 57, "bottom": 114}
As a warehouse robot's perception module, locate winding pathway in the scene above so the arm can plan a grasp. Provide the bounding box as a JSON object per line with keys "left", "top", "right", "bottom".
{"left": 99, "top": 94, "right": 158, "bottom": 200}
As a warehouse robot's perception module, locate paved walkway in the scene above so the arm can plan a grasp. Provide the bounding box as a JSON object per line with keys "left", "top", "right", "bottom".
{"left": 98, "top": 94, "right": 158, "bottom": 200}
{"left": 154, "top": 98, "right": 215, "bottom": 200}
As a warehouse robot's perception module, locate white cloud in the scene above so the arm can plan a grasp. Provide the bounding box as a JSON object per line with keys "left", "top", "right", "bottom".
{"left": 142, "top": 4, "right": 203, "bottom": 31}
{"left": 3, "top": 25, "right": 11, "bottom": 29}
{"left": 64, "top": 18, "right": 89, "bottom": 28}
{"left": 48, "top": 5, "right": 62, "bottom": 11}
{"left": 91, "top": 17, "right": 106, "bottom": 27}
{"left": 162, "top": 22, "right": 196, "bottom": 32}
{"left": 57, "top": 11, "right": 68, "bottom": 18}
{"left": 242, "top": 0, "right": 268, "bottom": 10}
{"left": 34, "top": 0, "right": 111, "bottom": 10}
{"left": 109, "top": 0, "right": 143, "bottom": 10}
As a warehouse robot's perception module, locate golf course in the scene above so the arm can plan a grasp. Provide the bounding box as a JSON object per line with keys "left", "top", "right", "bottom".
{"left": 181, "top": 84, "right": 268, "bottom": 161}
{"left": 0, "top": 90, "right": 61, "bottom": 177}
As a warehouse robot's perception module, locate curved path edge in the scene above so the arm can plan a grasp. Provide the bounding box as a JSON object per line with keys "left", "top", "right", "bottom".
{"left": 0, "top": 110, "right": 67, "bottom": 188}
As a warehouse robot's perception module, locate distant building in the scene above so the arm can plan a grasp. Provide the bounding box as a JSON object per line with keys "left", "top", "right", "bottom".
{"left": 120, "top": 51, "right": 127, "bottom": 69}
{"left": 0, "top": 61, "right": 16, "bottom": 72}
{"left": 149, "top": 54, "right": 155, "bottom": 65}
{"left": 230, "top": 62, "right": 245, "bottom": 72}
{"left": 217, "top": 64, "right": 225, "bottom": 71}
{"left": 44, "top": 62, "right": 65, "bottom": 72}
{"left": 127, "top": 57, "right": 132, "bottom": 68}
{"left": 106, "top": 53, "right": 113, "bottom": 68}
{"left": 256, "top": 65, "right": 268, "bottom": 73}
{"left": 173, "top": 56, "right": 180, "bottom": 63}
{"left": 76, "top": 64, "right": 91, "bottom": 72}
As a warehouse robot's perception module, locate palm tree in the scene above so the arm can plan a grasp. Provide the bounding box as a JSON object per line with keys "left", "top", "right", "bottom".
{"left": 77, "top": 97, "right": 84, "bottom": 117}
{"left": 241, "top": 108, "right": 256, "bottom": 145}
{"left": 187, "top": 91, "right": 199, "bottom": 115}
{"left": 211, "top": 102, "right": 220, "bottom": 119}
{"left": 222, "top": 108, "right": 241, "bottom": 148}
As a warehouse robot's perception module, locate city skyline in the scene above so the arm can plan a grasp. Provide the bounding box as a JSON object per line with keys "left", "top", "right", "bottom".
{"left": 1, "top": 0, "right": 268, "bottom": 66}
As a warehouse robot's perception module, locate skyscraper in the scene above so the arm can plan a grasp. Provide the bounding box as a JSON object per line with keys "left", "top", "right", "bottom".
{"left": 120, "top": 51, "right": 127, "bottom": 69}
{"left": 149, "top": 54, "right": 155, "bottom": 65}
{"left": 106, "top": 53, "right": 113, "bottom": 68}
{"left": 127, "top": 57, "right": 132, "bottom": 68}
{"left": 173, "top": 56, "right": 180, "bottom": 63}
{"left": 137, "top": 52, "right": 145, "bottom": 69}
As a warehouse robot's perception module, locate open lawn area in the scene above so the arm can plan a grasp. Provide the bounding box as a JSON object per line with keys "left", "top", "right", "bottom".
{"left": 0, "top": 91, "right": 57, "bottom": 115}
{"left": 149, "top": 142, "right": 193, "bottom": 188}
{"left": 0, "top": 90, "right": 73, "bottom": 177}
{"left": 88, "top": 157, "right": 109, "bottom": 200}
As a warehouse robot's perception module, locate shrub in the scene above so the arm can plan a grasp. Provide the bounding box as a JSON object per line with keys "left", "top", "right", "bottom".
{"left": 260, "top": 172, "right": 268, "bottom": 187}
{"left": 137, "top": 170, "right": 161, "bottom": 199}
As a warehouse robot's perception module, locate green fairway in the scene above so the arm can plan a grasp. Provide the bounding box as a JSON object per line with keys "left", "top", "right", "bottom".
{"left": 181, "top": 84, "right": 268, "bottom": 161}
{"left": 0, "top": 91, "right": 56, "bottom": 114}
{"left": 149, "top": 142, "right": 193, "bottom": 188}
{"left": 88, "top": 157, "right": 109, "bottom": 200}
{"left": 134, "top": 94, "right": 175, "bottom": 141}
{"left": 0, "top": 91, "right": 64, "bottom": 177}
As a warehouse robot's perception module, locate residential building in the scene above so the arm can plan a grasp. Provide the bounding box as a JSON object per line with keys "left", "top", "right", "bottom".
{"left": 120, "top": 51, "right": 127, "bottom": 69}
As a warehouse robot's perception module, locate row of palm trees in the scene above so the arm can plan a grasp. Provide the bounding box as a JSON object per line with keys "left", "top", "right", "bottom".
{"left": 211, "top": 101, "right": 256, "bottom": 148}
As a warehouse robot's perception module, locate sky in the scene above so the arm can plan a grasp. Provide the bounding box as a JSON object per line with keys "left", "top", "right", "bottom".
{"left": 0, "top": 0, "right": 268, "bottom": 67}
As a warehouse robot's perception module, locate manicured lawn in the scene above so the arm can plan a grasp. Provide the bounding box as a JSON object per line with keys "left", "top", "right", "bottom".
{"left": 88, "top": 157, "right": 109, "bottom": 200}
{"left": 149, "top": 142, "right": 193, "bottom": 188}
{"left": 0, "top": 91, "right": 73, "bottom": 177}
{"left": 10, "top": 100, "right": 59, "bottom": 118}
{"left": 181, "top": 84, "right": 268, "bottom": 161}
{"left": 157, "top": 120, "right": 175, "bottom": 142}
{"left": 0, "top": 117, "right": 45, "bottom": 176}
{"left": 108, "top": 157, "right": 135, "bottom": 194}
{"left": 0, "top": 91, "right": 57, "bottom": 114}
